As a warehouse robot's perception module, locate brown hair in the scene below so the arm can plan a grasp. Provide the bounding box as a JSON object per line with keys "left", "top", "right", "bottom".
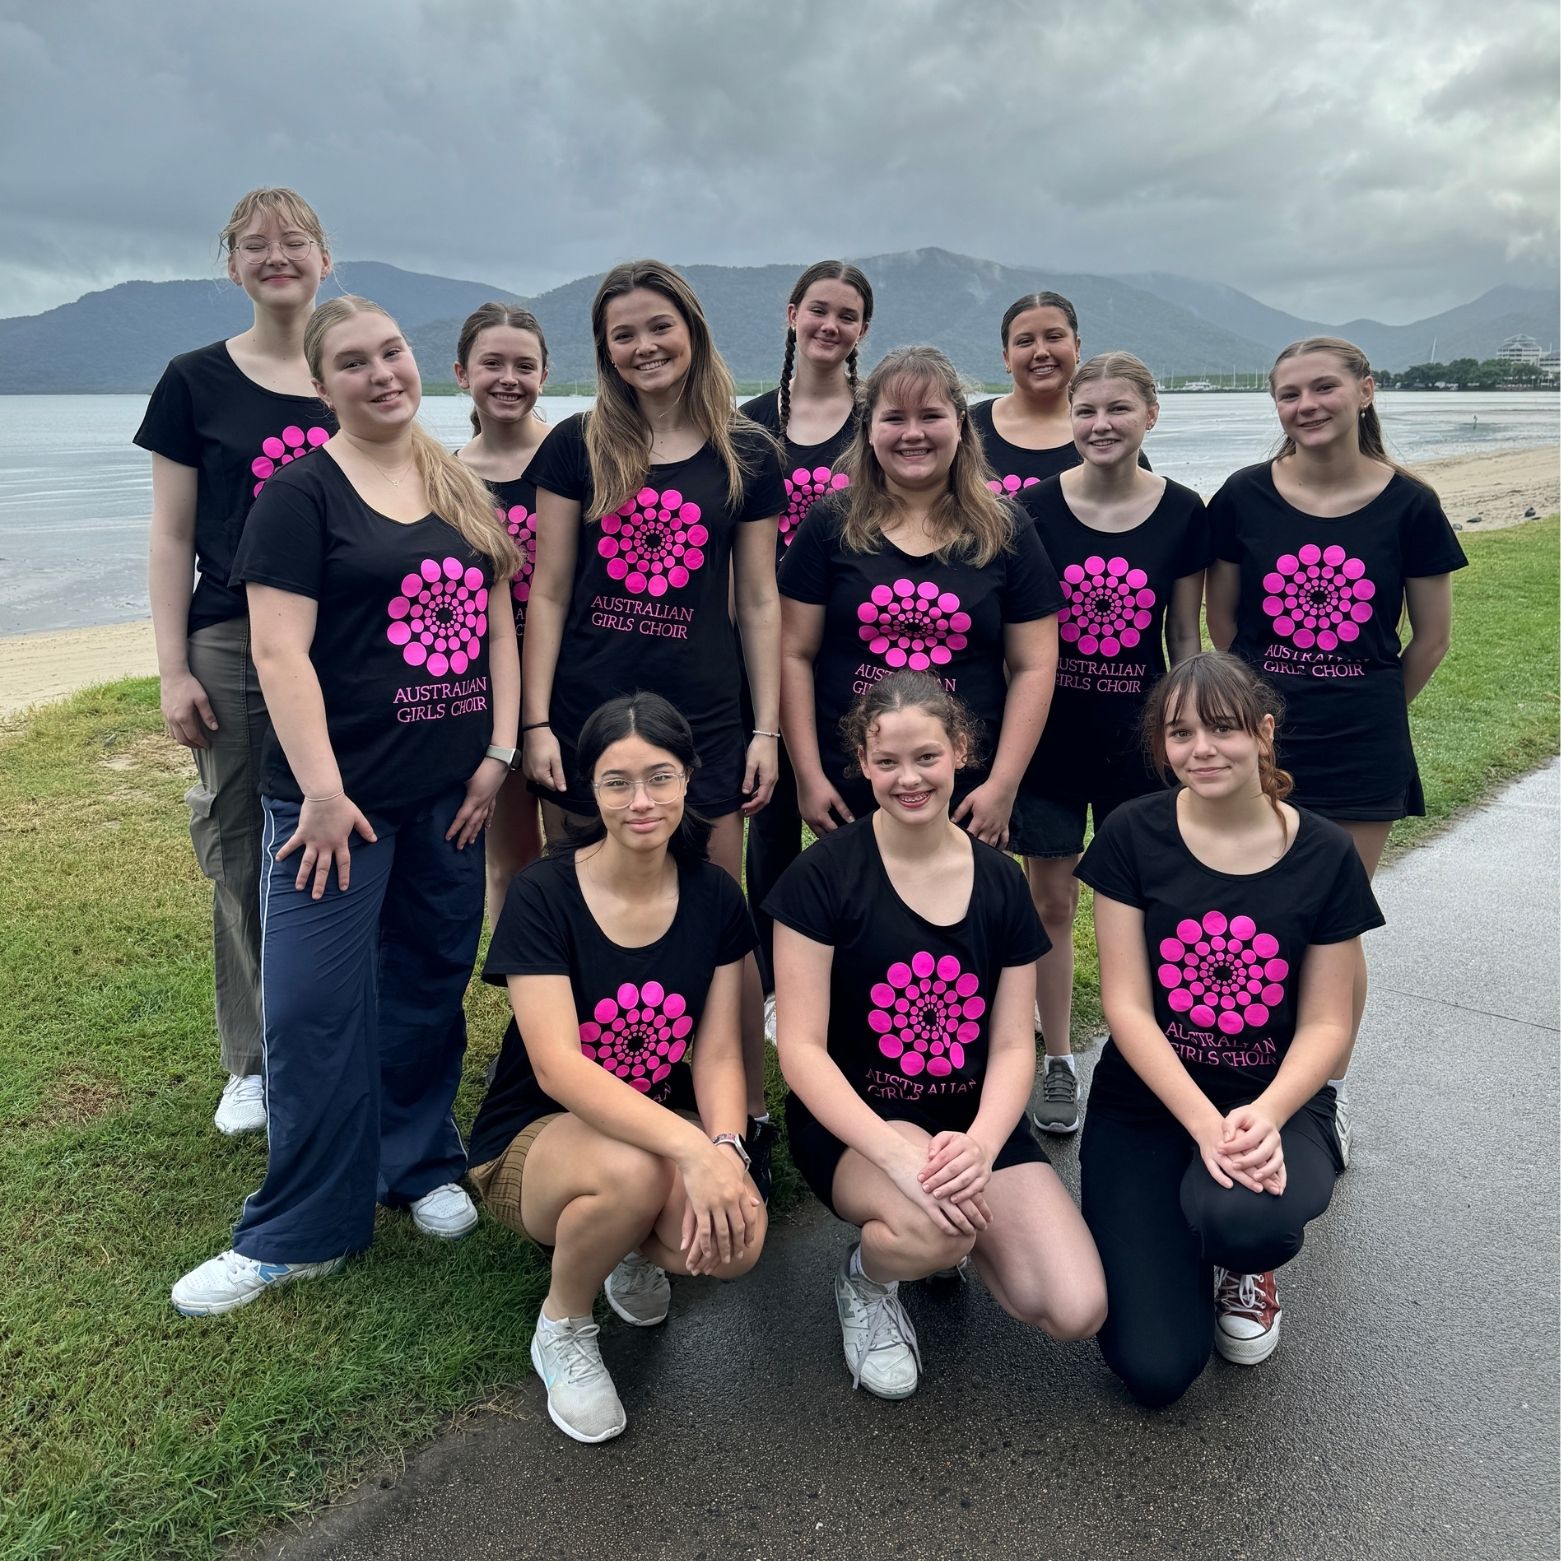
{"left": 583, "top": 259, "right": 769, "bottom": 520}
{"left": 219, "top": 187, "right": 328, "bottom": 256}
{"left": 455, "top": 303, "right": 550, "bottom": 436}
{"left": 1070, "top": 351, "right": 1158, "bottom": 407}
{"left": 1000, "top": 291, "right": 1079, "bottom": 347}
{"left": 836, "top": 346, "right": 1014, "bottom": 568}
{"left": 304, "top": 296, "right": 520, "bottom": 576}
{"left": 1143, "top": 652, "right": 1293, "bottom": 819}
{"left": 840, "top": 670, "right": 985, "bottom": 778}
{"left": 1268, "top": 337, "right": 1433, "bottom": 491}
{"left": 778, "top": 261, "right": 874, "bottom": 433}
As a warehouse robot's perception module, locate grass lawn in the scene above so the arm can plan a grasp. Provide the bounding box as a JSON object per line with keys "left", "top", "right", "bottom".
{"left": 2, "top": 517, "right": 1555, "bottom": 1560}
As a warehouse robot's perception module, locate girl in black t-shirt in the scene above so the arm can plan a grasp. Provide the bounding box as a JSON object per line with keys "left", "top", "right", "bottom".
{"left": 523, "top": 260, "right": 784, "bottom": 1129}
{"left": 768, "top": 674, "right": 1105, "bottom": 1401}
{"left": 171, "top": 296, "right": 522, "bottom": 1320}
{"left": 1204, "top": 337, "right": 1465, "bottom": 1157}
{"left": 740, "top": 261, "right": 873, "bottom": 1002}
{"left": 1077, "top": 653, "right": 1383, "bottom": 1406}
{"left": 134, "top": 186, "right": 337, "bottom": 1137}
{"left": 453, "top": 303, "right": 554, "bottom": 922}
{"left": 779, "top": 346, "right": 1061, "bottom": 850}
{"left": 472, "top": 693, "right": 766, "bottom": 1444}
{"left": 1015, "top": 354, "right": 1211, "bottom": 1138}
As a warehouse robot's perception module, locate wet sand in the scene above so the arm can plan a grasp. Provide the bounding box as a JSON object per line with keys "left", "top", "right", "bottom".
{"left": 1, "top": 444, "right": 1555, "bottom": 720}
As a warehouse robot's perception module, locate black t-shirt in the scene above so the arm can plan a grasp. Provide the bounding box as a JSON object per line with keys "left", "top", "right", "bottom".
{"left": 1209, "top": 463, "right": 1468, "bottom": 813}
{"left": 488, "top": 473, "right": 538, "bottom": 649}
{"left": 741, "top": 389, "right": 858, "bottom": 555}
{"left": 471, "top": 852, "right": 757, "bottom": 1165}
{"left": 778, "top": 493, "right": 1063, "bottom": 794}
{"left": 1075, "top": 788, "right": 1384, "bottom": 1117}
{"left": 230, "top": 451, "right": 495, "bottom": 816}
{"left": 1021, "top": 476, "right": 1213, "bottom": 801}
{"left": 970, "top": 398, "right": 1151, "bottom": 496}
{"left": 134, "top": 341, "right": 337, "bottom": 635}
{"left": 765, "top": 818, "right": 1048, "bottom": 1134}
{"left": 528, "top": 413, "right": 786, "bottom": 783}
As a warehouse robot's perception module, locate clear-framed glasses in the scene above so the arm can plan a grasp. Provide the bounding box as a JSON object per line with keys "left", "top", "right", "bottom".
{"left": 593, "top": 769, "right": 687, "bottom": 809}
{"left": 236, "top": 236, "right": 316, "bottom": 264}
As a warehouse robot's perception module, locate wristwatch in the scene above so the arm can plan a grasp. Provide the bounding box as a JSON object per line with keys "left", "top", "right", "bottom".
{"left": 711, "top": 1132, "right": 751, "bottom": 1168}
{"left": 485, "top": 744, "right": 521, "bottom": 770}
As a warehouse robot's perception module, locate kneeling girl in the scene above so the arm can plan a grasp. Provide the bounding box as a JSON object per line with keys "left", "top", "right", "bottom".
{"left": 769, "top": 673, "right": 1105, "bottom": 1400}
{"left": 469, "top": 693, "right": 766, "bottom": 1444}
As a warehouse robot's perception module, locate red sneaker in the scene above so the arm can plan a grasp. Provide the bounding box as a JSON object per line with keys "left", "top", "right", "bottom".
{"left": 1213, "top": 1268, "right": 1282, "bottom": 1364}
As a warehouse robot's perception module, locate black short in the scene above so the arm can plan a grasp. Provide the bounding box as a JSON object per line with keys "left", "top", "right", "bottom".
{"left": 1009, "top": 788, "right": 1150, "bottom": 859}
{"left": 784, "top": 1092, "right": 1049, "bottom": 1218}
{"left": 1291, "top": 765, "right": 1426, "bottom": 823}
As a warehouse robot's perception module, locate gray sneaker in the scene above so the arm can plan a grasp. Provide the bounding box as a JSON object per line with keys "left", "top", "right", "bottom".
{"left": 604, "top": 1251, "right": 671, "bottom": 1327}
{"left": 530, "top": 1315, "right": 627, "bottom": 1443}
{"left": 834, "top": 1246, "right": 922, "bottom": 1399}
{"left": 1332, "top": 1082, "right": 1352, "bottom": 1169}
{"left": 1031, "top": 1056, "right": 1081, "bottom": 1135}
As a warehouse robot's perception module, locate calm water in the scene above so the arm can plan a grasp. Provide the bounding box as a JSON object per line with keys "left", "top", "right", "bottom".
{"left": 1, "top": 391, "right": 1555, "bottom": 635}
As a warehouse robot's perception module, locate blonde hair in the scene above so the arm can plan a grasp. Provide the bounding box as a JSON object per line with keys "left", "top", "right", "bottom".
{"left": 583, "top": 260, "right": 769, "bottom": 521}
{"left": 219, "top": 187, "right": 328, "bottom": 255}
{"left": 836, "top": 346, "right": 1015, "bottom": 569}
{"left": 1269, "top": 337, "right": 1433, "bottom": 491}
{"left": 1070, "top": 351, "right": 1159, "bottom": 407}
{"left": 304, "top": 297, "right": 521, "bottom": 576}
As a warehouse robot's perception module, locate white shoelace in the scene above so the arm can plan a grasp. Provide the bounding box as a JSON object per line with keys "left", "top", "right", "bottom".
{"left": 546, "top": 1322, "right": 611, "bottom": 1387}
{"left": 845, "top": 1280, "right": 923, "bottom": 1390}
{"left": 1217, "top": 1271, "right": 1266, "bottom": 1317}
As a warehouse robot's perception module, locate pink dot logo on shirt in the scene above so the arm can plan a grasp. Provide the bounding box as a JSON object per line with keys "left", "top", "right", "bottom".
{"left": 579, "top": 980, "right": 693, "bottom": 1092}
{"left": 868, "top": 952, "right": 984, "bottom": 1080}
{"left": 1058, "top": 553, "right": 1155, "bottom": 657}
{"left": 781, "top": 467, "right": 849, "bottom": 548}
{"left": 597, "top": 487, "right": 708, "bottom": 596}
{"left": 1156, "top": 910, "right": 1288, "bottom": 1038}
{"left": 857, "top": 579, "right": 971, "bottom": 671}
{"left": 250, "top": 424, "right": 331, "bottom": 497}
{"left": 986, "top": 473, "right": 1041, "bottom": 496}
{"left": 1261, "top": 543, "right": 1375, "bottom": 651}
{"left": 499, "top": 502, "right": 536, "bottom": 608}
{"left": 386, "top": 556, "right": 489, "bottom": 679}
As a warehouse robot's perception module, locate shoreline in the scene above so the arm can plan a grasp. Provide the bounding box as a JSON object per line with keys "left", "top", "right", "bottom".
{"left": 1, "top": 442, "right": 1555, "bottom": 721}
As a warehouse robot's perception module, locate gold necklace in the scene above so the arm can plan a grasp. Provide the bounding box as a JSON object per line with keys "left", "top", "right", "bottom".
{"left": 345, "top": 436, "right": 415, "bottom": 488}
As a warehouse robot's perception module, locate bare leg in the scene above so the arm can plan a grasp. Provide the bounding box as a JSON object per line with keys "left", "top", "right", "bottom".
{"left": 1333, "top": 819, "right": 1394, "bottom": 1076}
{"left": 970, "top": 1161, "right": 1106, "bottom": 1339}
{"left": 485, "top": 778, "right": 543, "bottom": 925}
{"left": 1026, "top": 854, "right": 1081, "bottom": 1059}
{"left": 709, "top": 811, "right": 767, "bottom": 1117}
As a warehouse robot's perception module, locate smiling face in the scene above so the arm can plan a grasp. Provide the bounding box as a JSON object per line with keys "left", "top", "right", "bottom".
{"left": 592, "top": 733, "right": 688, "bottom": 851}
{"left": 1162, "top": 696, "right": 1274, "bottom": 802}
{"left": 1002, "top": 306, "right": 1080, "bottom": 398}
{"left": 869, "top": 375, "right": 961, "bottom": 495}
{"left": 312, "top": 311, "right": 420, "bottom": 438}
{"left": 602, "top": 287, "right": 693, "bottom": 400}
{"left": 226, "top": 202, "right": 330, "bottom": 311}
{"left": 455, "top": 324, "right": 548, "bottom": 427}
{"left": 1070, "top": 376, "right": 1158, "bottom": 468}
{"left": 1271, "top": 350, "right": 1373, "bottom": 454}
{"left": 859, "top": 705, "right": 965, "bottom": 824}
{"left": 788, "top": 277, "right": 869, "bottom": 371}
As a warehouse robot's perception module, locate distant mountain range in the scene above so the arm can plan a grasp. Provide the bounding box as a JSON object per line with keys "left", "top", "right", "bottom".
{"left": 1, "top": 248, "right": 1554, "bottom": 394}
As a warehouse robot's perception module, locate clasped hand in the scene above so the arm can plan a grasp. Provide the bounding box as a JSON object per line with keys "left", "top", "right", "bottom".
{"left": 1198, "top": 1105, "right": 1286, "bottom": 1195}
{"left": 887, "top": 1131, "right": 993, "bottom": 1237}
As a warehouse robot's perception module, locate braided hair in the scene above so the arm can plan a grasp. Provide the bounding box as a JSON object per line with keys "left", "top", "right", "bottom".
{"left": 777, "top": 260, "right": 874, "bottom": 436}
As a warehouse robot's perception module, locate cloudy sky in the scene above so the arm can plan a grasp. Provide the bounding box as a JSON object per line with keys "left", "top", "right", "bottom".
{"left": 0, "top": 0, "right": 1555, "bottom": 324}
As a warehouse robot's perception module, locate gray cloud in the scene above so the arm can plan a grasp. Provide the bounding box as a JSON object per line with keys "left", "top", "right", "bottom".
{"left": 0, "top": 0, "right": 1554, "bottom": 323}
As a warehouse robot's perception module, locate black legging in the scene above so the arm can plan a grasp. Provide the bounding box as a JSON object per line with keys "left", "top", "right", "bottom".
{"left": 745, "top": 743, "right": 802, "bottom": 991}
{"left": 1080, "top": 1089, "right": 1343, "bottom": 1408}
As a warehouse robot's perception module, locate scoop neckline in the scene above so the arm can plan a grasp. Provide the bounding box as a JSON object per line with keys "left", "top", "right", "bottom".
{"left": 321, "top": 445, "right": 436, "bottom": 528}
{"left": 1166, "top": 788, "right": 1304, "bottom": 881}
{"left": 981, "top": 396, "right": 1074, "bottom": 457}
{"left": 1259, "top": 460, "right": 1400, "bottom": 522}
{"left": 1051, "top": 474, "right": 1172, "bottom": 539}
{"left": 219, "top": 340, "right": 329, "bottom": 405}
{"left": 566, "top": 852, "right": 686, "bottom": 952}
{"left": 864, "top": 817, "right": 975, "bottom": 929}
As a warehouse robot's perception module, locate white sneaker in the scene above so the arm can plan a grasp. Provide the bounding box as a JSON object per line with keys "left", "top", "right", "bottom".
{"left": 530, "top": 1314, "right": 627, "bottom": 1443}
{"left": 1333, "top": 1082, "right": 1353, "bottom": 1169}
{"left": 763, "top": 991, "right": 778, "bottom": 1047}
{"left": 214, "top": 1073, "right": 266, "bottom": 1136}
{"left": 834, "top": 1246, "right": 922, "bottom": 1399}
{"left": 410, "top": 1182, "right": 478, "bottom": 1239}
{"left": 605, "top": 1251, "right": 671, "bottom": 1327}
{"left": 171, "top": 1249, "right": 344, "bottom": 1316}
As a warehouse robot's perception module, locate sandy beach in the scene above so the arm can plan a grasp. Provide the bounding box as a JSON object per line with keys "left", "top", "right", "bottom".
{"left": 0, "top": 443, "right": 1554, "bottom": 721}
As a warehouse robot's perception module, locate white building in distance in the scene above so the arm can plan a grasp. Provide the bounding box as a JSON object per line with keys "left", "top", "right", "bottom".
{"left": 1497, "top": 333, "right": 1544, "bottom": 363}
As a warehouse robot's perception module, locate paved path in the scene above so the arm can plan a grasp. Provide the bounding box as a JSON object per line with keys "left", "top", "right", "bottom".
{"left": 251, "top": 764, "right": 1560, "bottom": 1561}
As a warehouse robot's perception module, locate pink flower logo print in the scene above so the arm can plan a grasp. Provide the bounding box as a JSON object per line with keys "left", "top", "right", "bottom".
{"left": 868, "top": 952, "right": 985, "bottom": 1080}
{"left": 386, "top": 557, "right": 489, "bottom": 678}
{"left": 499, "top": 502, "right": 536, "bottom": 609}
{"left": 986, "top": 473, "right": 1041, "bottom": 496}
{"left": 597, "top": 487, "right": 708, "bottom": 596}
{"left": 1261, "top": 543, "right": 1376, "bottom": 651}
{"left": 1157, "top": 911, "right": 1289, "bottom": 1037}
{"left": 1059, "top": 553, "right": 1156, "bottom": 657}
{"left": 857, "top": 579, "right": 971, "bottom": 671}
{"left": 579, "top": 981, "right": 693, "bottom": 1092}
{"left": 780, "top": 467, "right": 849, "bottom": 549}
{"left": 250, "top": 424, "right": 331, "bottom": 497}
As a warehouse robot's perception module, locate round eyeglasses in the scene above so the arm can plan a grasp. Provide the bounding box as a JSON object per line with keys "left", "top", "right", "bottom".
{"left": 236, "top": 236, "right": 317, "bottom": 263}
{"left": 593, "top": 770, "right": 687, "bottom": 809}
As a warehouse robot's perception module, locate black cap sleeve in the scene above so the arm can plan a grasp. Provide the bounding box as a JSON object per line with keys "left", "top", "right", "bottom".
{"left": 133, "top": 357, "right": 200, "bottom": 467}
{"left": 229, "top": 466, "right": 326, "bottom": 600}
{"left": 483, "top": 861, "right": 574, "bottom": 982}
{"left": 1074, "top": 800, "right": 1149, "bottom": 908}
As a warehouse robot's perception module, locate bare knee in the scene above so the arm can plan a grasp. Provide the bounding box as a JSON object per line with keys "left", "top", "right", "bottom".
{"left": 879, "top": 1212, "right": 975, "bottom": 1276}
{"left": 702, "top": 1207, "right": 769, "bottom": 1281}
{"left": 583, "top": 1139, "right": 676, "bottom": 1217}
{"left": 1028, "top": 868, "right": 1080, "bottom": 932}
